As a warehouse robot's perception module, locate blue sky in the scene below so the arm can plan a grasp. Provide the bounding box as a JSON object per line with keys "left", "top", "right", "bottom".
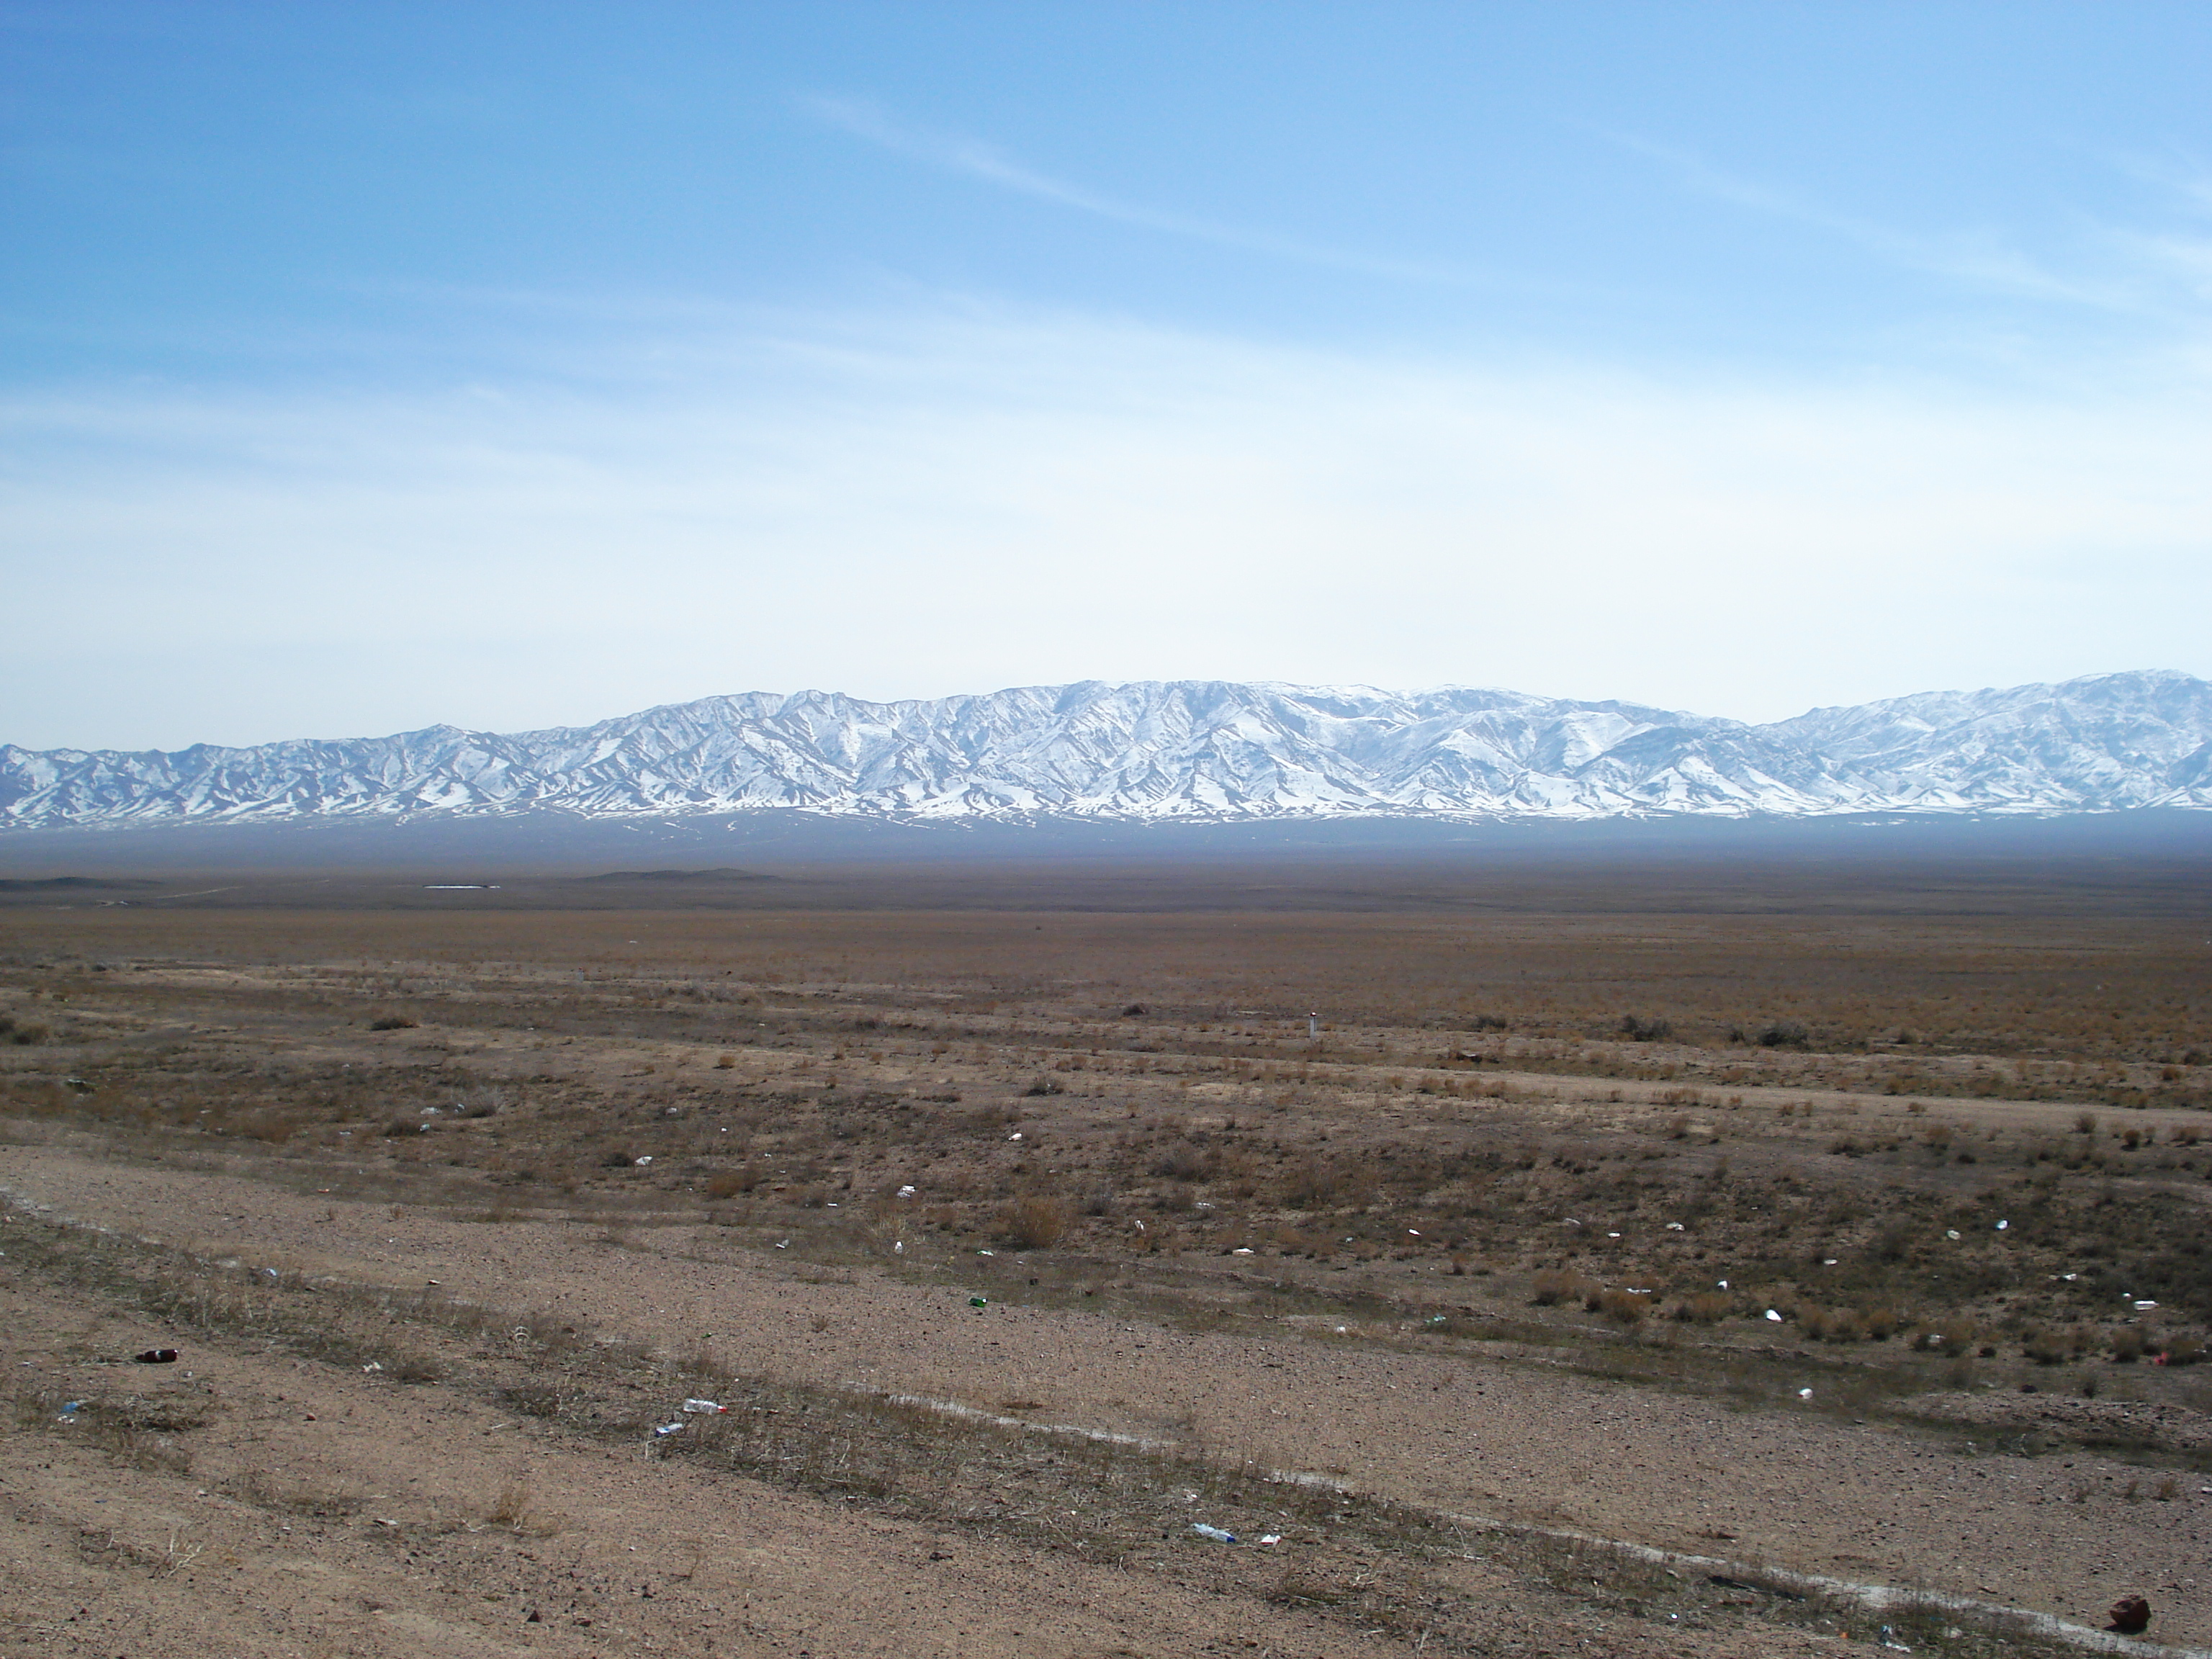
{"left": 5, "top": 1, "right": 2211, "bottom": 750}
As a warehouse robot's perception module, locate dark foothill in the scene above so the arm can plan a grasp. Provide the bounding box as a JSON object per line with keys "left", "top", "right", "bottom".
{"left": 2106, "top": 1596, "right": 2151, "bottom": 1635}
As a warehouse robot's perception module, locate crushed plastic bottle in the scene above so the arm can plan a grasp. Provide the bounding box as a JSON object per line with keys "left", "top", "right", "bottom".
{"left": 1190, "top": 1524, "right": 1237, "bottom": 1543}
{"left": 652, "top": 1421, "right": 686, "bottom": 1437}
{"left": 969, "top": 1296, "right": 987, "bottom": 1308}
{"left": 681, "top": 1398, "right": 725, "bottom": 1413}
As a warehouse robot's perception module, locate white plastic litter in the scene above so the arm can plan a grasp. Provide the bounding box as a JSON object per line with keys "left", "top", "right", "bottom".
{"left": 1666, "top": 1222, "right": 1684, "bottom": 1231}
{"left": 1766, "top": 1309, "right": 1784, "bottom": 1322}
{"left": 2136, "top": 1300, "right": 2159, "bottom": 1310}
{"left": 1717, "top": 1280, "right": 1728, "bottom": 1289}
{"left": 1190, "top": 1524, "right": 1237, "bottom": 1543}
{"left": 1008, "top": 1132, "right": 1022, "bottom": 1141}
{"left": 1995, "top": 1219, "right": 2008, "bottom": 1231}
{"left": 653, "top": 1421, "right": 686, "bottom": 1437}
{"left": 1945, "top": 1230, "right": 1961, "bottom": 1240}
{"left": 1798, "top": 1388, "right": 1814, "bottom": 1399}
{"left": 634, "top": 1156, "right": 653, "bottom": 1166}
{"left": 897, "top": 1184, "right": 917, "bottom": 1198}
{"left": 1258, "top": 1534, "right": 1282, "bottom": 1545}
{"left": 1232, "top": 1247, "right": 1254, "bottom": 1255}
{"left": 681, "top": 1398, "right": 724, "bottom": 1413}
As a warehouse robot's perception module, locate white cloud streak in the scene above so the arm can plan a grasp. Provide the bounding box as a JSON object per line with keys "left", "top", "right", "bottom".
{"left": 802, "top": 94, "right": 1462, "bottom": 283}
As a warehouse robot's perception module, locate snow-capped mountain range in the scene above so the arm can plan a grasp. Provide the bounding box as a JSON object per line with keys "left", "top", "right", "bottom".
{"left": 5, "top": 672, "right": 2211, "bottom": 833}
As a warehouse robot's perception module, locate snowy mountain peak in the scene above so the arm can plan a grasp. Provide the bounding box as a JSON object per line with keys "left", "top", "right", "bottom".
{"left": 5, "top": 672, "right": 2210, "bottom": 832}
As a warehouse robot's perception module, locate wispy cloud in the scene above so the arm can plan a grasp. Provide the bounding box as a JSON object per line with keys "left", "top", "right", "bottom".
{"left": 801, "top": 94, "right": 1461, "bottom": 283}
{"left": 1604, "top": 129, "right": 2167, "bottom": 316}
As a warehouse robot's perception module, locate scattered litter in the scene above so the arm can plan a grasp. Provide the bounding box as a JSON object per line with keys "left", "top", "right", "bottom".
{"left": 1607, "top": 1231, "right": 1622, "bottom": 1238}
{"left": 1190, "top": 1524, "right": 1237, "bottom": 1543}
{"left": 893, "top": 1241, "right": 904, "bottom": 1254}
{"left": 1946, "top": 1230, "right": 1961, "bottom": 1240}
{"left": 1717, "top": 1280, "right": 1728, "bottom": 1289}
{"left": 977, "top": 1249, "right": 994, "bottom": 1257}
{"left": 57, "top": 1401, "right": 82, "bottom": 1421}
{"left": 1822, "top": 1259, "right": 1838, "bottom": 1266}
{"left": 1258, "top": 1533, "right": 1281, "bottom": 1545}
{"left": 897, "top": 1184, "right": 917, "bottom": 1198}
{"left": 1565, "top": 1218, "right": 1580, "bottom": 1226}
{"left": 1666, "top": 1222, "right": 1684, "bottom": 1231}
{"left": 652, "top": 1421, "right": 686, "bottom": 1437}
{"left": 374, "top": 1518, "right": 397, "bottom": 1528}
{"left": 2063, "top": 1272, "right": 2078, "bottom": 1281}
{"left": 132, "top": 1349, "right": 179, "bottom": 1364}
{"left": 1797, "top": 1388, "right": 1814, "bottom": 1400}
{"left": 1334, "top": 1326, "right": 1349, "bottom": 1334}
{"left": 263, "top": 1268, "right": 279, "bottom": 1279}
{"left": 1765, "top": 1309, "right": 1784, "bottom": 1322}
{"left": 1008, "top": 1132, "right": 1022, "bottom": 1141}
{"left": 680, "top": 1398, "right": 724, "bottom": 1414}
{"left": 1407, "top": 1229, "right": 1421, "bottom": 1237}
{"left": 634, "top": 1156, "right": 653, "bottom": 1166}
{"left": 2136, "top": 1300, "right": 2159, "bottom": 1310}
{"left": 775, "top": 1239, "right": 789, "bottom": 1249}
{"left": 1425, "top": 1314, "right": 1448, "bottom": 1326}
{"left": 969, "top": 1297, "right": 987, "bottom": 1308}
{"left": 362, "top": 1361, "right": 383, "bottom": 1373}
{"left": 1995, "top": 1219, "right": 2008, "bottom": 1231}
{"left": 1232, "top": 1247, "right": 1254, "bottom": 1255}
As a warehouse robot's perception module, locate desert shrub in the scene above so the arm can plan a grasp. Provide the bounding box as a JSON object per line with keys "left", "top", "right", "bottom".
{"left": 1000, "top": 1195, "right": 1070, "bottom": 1249}
{"left": 1619, "top": 1014, "right": 1673, "bottom": 1043}
{"left": 1758, "top": 1020, "right": 1811, "bottom": 1048}
{"left": 0, "top": 1014, "right": 50, "bottom": 1045}
{"left": 1595, "top": 1286, "right": 1656, "bottom": 1324}
{"left": 1022, "top": 1076, "right": 1064, "bottom": 1097}
{"left": 2162, "top": 1336, "right": 2207, "bottom": 1366}
{"left": 598, "top": 1147, "right": 637, "bottom": 1169}
{"left": 381, "top": 1117, "right": 424, "bottom": 1138}
{"left": 367, "top": 1013, "right": 418, "bottom": 1031}
{"left": 2022, "top": 1327, "right": 2069, "bottom": 1365}
{"left": 2111, "top": 1326, "right": 2146, "bottom": 1363}
{"left": 1672, "top": 1291, "right": 1732, "bottom": 1323}
{"left": 1531, "top": 1267, "right": 1597, "bottom": 1307}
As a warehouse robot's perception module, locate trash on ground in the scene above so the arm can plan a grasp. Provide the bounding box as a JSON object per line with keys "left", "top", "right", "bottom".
{"left": 2136, "top": 1300, "right": 2159, "bottom": 1310}
{"left": 774, "top": 1239, "right": 790, "bottom": 1249}
{"left": 361, "top": 1361, "right": 383, "bottom": 1372}
{"left": 1797, "top": 1388, "right": 1814, "bottom": 1400}
{"left": 1765, "top": 1309, "right": 1784, "bottom": 1322}
{"left": 652, "top": 1421, "right": 686, "bottom": 1437}
{"left": 2105, "top": 1596, "right": 2152, "bottom": 1635}
{"left": 1666, "top": 1222, "right": 1685, "bottom": 1231}
{"left": 969, "top": 1296, "right": 987, "bottom": 1308}
{"left": 1231, "top": 1246, "right": 1254, "bottom": 1255}
{"left": 1258, "top": 1533, "right": 1281, "bottom": 1545}
{"left": 680, "top": 1398, "right": 724, "bottom": 1413}
{"left": 1995, "top": 1219, "right": 2008, "bottom": 1231}
{"left": 133, "top": 1348, "right": 179, "bottom": 1364}
{"left": 634, "top": 1156, "right": 653, "bottom": 1166}
{"left": 1946, "top": 1230, "right": 1961, "bottom": 1240}
{"left": 897, "top": 1184, "right": 917, "bottom": 1197}
{"left": 1190, "top": 1524, "right": 1237, "bottom": 1543}
{"left": 57, "top": 1401, "right": 83, "bottom": 1421}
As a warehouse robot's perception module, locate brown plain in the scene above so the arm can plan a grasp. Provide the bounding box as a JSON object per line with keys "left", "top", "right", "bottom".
{"left": 3, "top": 850, "right": 2210, "bottom": 1658}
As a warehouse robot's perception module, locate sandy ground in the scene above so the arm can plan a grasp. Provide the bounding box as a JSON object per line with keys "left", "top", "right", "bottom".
{"left": 4, "top": 1138, "right": 2206, "bottom": 1656}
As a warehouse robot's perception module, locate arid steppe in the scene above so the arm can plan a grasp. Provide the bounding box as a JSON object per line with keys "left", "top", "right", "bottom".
{"left": 4, "top": 853, "right": 2211, "bottom": 1658}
